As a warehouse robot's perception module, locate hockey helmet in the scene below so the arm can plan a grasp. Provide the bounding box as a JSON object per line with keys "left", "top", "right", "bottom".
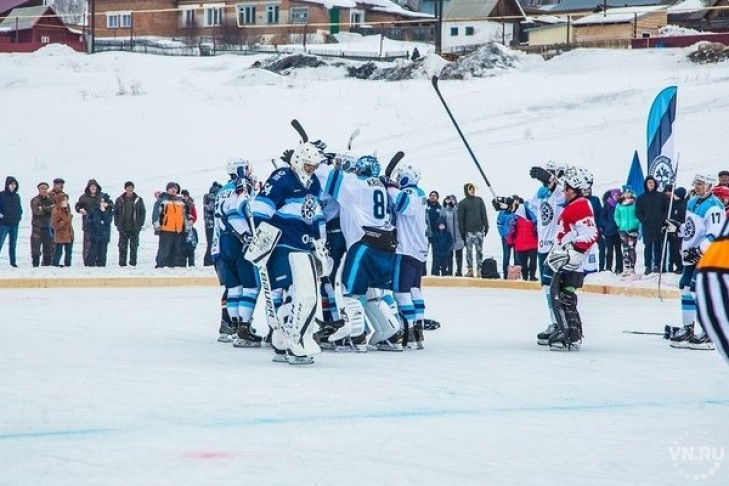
{"left": 563, "top": 166, "right": 592, "bottom": 191}
{"left": 226, "top": 157, "right": 252, "bottom": 179}
{"left": 291, "top": 142, "right": 326, "bottom": 186}
{"left": 353, "top": 155, "right": 381, "bottom": 178}
{"left": 393, "top": 162, "right": 422, "bottom": 188}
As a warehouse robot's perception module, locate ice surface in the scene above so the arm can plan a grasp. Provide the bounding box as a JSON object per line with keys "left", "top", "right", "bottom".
{"left": 1, "top": 286, "right": 727, "bottom": 485}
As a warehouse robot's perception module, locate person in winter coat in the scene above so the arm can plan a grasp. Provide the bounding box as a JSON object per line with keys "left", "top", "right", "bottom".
{"left": 153, "top": 182, "right": 190, "bottom": 268}
{"left": 663, "top": 185, "right": 687, "bottom": 274}
{"left": 75, "top": 179, "right": 104, "bottom": 266}
{"left": 114, "top": 181, "right": 146, "bottom": 267}
{"left": 712, "top": 185, "right": 729, "bottom": 216}
{"left": 0, "top": 176, "right": 22, "bottom": 267}
{"left": 49, "top": 178, "right": 68, "bottom": 206}
{"left": 599, "top": 189, "right": 623, "bottom": 274}
{"left": 615, "top": 186, "right": 640, "bottom": 276}
{"left": 431, "top": 219, "right": 453, "bottom": 276}
{"left": 458, "top": 183, "right": 489, "bottom": 277}
{"left": 441, "top": 194, "right": 464, "bottom": 276}
{"left": 86, "top": 195, "right": 114, "bottom": 267}
{"left": 51, "top": 195, "right": 74, "bottom": 267}
{"left": 584, "top": 186, "right": 604, "bottom": 271}
{"left": 202, "top": 181, "right": 222, "bottom": 266}
{"left": 30, "top": 182, "right": 55, "bottom": 267}
{"left": 508, "top": 202, "right": 539, "bottom": 281}
{"left": 635, "top": 175, "right": 667, "bottom": 274}
{"left": 497, "top": 199, "right": 517, "bottom": 280}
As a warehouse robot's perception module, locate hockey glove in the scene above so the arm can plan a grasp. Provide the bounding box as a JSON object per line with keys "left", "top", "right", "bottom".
{"left": 311, "top": 139, "right": 327, "bottom": 153}
{"left": 280, "top": 149, "right": 294, "bottom": 165}
{"left": 547, "top": 243, "right": 584, "bottom": 272}
{"left": 491, "top": 197, "right": 513, "bottom": 211}
{"left": 663, "top": 218, "right": 681, "bottom": 234}
{"left": 529, "top": 166, "right": 554, "bottom": 185}
{"left": 379, "top": 175, "right": 398, "bottom": 189}
{"left": 682, "top": 247, "right": 702, "bottom": 265}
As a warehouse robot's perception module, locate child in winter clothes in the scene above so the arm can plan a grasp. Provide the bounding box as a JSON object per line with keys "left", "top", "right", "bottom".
{"left": 181, "top": 223, "right": 198, "bottom": 267}
{"left": 431, "top": 219, "right": 454, "bottom": 276}
{"left": 51, "top": 195, "right": 74, "bottom": 267}
{"left": 86, "top": 196, "right": 114, "bottom": 267}
{"left": 507, "top": 202, "right": 539, "bottom": 280}
{"left": 497, "top": 203, "right": 517, "bottom": 280}
{"left": 599, "top": 189, "right": 623, "bottom": 274}
{"left": 614, "top": 186, "right": 639, "bottom": 276}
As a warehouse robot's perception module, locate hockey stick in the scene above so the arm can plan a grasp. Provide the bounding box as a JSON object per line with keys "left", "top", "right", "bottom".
{"left": 291, "top": 119, "right": 308, "bottom": 143}
{"left": 622, "top": 330, "right": 664, "bottom": 336}
{"left": 384, "top": 151, "right": 405, "bottom": 178}
{"left": 658, "top": 153, "right": 680, "bottom": 301}
{"left": 348, "top": 128, "right": 360, "bottom": 151}
{"left": 431, "top": 75, "right": 497, "bottom": 200}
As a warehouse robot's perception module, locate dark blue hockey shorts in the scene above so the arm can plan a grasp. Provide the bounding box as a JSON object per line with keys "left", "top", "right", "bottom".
{"left": 342, "top": 242, "right": 395, "bottom": 295}
{"left": 216, "top": 233, "right": 259, "bottom": 289}
{"left": 393, "top": 254, "right": 426, "bottom": 293}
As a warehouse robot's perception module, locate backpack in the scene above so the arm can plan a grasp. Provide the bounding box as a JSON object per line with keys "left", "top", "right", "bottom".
{"left": 480, "top": 258, "right": 500, "bottom": 279}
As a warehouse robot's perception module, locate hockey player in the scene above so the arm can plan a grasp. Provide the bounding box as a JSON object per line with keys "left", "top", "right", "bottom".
{"left": 213, "top": 158, "right": 262, "bottom": 346}
{"left": 666, "top": 174, "right": 725, "bottom": 350}
{"left": 696, "top": 216, "right": 729, "bottom": 364}
{"left": 386, "top": 162, "right": 429, "bottom": 350}
{"left": 316, "top": 154, "right": 404, "bottom": 351}
{"left": 544, "top": 166, "right": 598, "bottom": 350}
{"left": 249, "top": 142, "right": 328, "bottom": 364}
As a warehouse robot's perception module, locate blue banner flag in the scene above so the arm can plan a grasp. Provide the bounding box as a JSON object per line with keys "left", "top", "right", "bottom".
{"left": 646, "top": 86, "right": 677, "bottom": 191}
{"left": 626, "top": 150, "right": 645, "bottom": 198}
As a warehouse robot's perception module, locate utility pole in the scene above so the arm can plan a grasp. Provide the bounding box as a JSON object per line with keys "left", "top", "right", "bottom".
{"left": 435, "top": 0, "right": 444, "bottom": 55}
{"left": 90, "top": 0, "right": 96, "bottom": 53}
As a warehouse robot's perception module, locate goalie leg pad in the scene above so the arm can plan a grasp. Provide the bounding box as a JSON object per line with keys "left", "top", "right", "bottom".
{"left": 284, "top": 252, "right": 321, "bottom": 358}
{"left": 364, "top": 295, "right": 402, "bottom": 348}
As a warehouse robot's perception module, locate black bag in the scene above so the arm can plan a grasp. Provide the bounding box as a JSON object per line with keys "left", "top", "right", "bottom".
{"left": 480, "top": 258, "right": 500, "bottom": 279}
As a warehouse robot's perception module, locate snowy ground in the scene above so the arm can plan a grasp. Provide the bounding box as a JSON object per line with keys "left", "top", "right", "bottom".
{"left": 1, "top": 286, "right": 727, "bottom": 485}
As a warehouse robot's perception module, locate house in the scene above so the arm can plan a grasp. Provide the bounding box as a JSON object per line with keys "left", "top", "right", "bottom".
{"left": 0, "top": 5, "right": 84, "bottom": 52}
{"left": 548, "top": 0, "right": 672, "bottom": 16}
{"left": 524, "top": 15, "right": 573, "bottom": 45}
{"left": 668, "top": 0, "right": 729, "bottom": 31}
{"left": 93, "top": 0, "right": 432, "bottom": 45}
{"left": 441, "top": 0, "right": 526, "bottom": 50}
{"left": 572, "top": 5, "right": 667, "bottom": 41}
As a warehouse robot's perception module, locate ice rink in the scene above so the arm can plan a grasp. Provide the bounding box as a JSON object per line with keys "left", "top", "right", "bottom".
{"left": 1, "top": 286, "right": 728, "bottom": 485}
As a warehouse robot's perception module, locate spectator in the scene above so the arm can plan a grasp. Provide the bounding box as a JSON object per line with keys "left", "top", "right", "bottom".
{"left": 0, "top": 176, "right": 22, "bottom": 267}
{"left": 48, "top": 178, "right": 68, "bottom": 205}
{"left": 718, "top": 170, "right": 729, "bottom": 188}
{"left": 441, "top": 194, "right": 464, "bottom": 276}
{"left": 114, "top": 181, "right": 146, "bottom": 267}
{"left": 30, "top": 182, "right": 55, "bottom": 267}
{"left": 635, "top": 175, "right": 667, "bottom": 274}
{"left": 202, "top": 181, "right": 222, "bottom": 266}
{"left": 496, "top": 198, "right": 517, "bottom": 280}
{"left": 75, "top": 179, "right": 104, "bottom": 266}
{"left": 411, "top": 47, "right": 421, "bottom": 61}
{"left": 458, "top": 183, "right": 489, "bottom": 277}
{"left": 712, "top": 185, "right": 729, "bottom": 217}
{"left": 615, "top": 186, "right": 640, "bottom": 276}
{"left": 599, "top": 189, "right": 623, "bottom": 274}
{"left": 430, "top": 218, "right": 453, "bottom": 276}
{"left": 180, "top": 190, "right": 198, "bottom": 224}
{"left": 51, "top": 195, "right": 74, "bottom": 267}
{"left": 584, "top": 186, "right": 604, "bottom": 271}
{"left": 86, "top": 195, "right": 114, "bottom": 267}
{"left": 508, "top": 201, "right": 538, "bottom": 281}
{"left": 153, "top": 182, "right": 189, "bottom": 268}
{"left": 665, "top": 186, "right": 687, "bottom": 274}
{"left": 181, "top": 222, "right": 198, "bottom": 267}
{"left": 426, "top": 190, "right": 441, "bottom": 236}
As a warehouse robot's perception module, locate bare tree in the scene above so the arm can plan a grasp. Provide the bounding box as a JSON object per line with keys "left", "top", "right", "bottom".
{"left": 50, "top": 0, "right": 86, "bottom": 25}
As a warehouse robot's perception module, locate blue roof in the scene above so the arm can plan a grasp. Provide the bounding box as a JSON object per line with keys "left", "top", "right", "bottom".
{"left": 548, "top": 0, "right": 668, "bottom": 14}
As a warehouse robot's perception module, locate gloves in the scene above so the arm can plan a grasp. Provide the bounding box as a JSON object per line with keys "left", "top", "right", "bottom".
{"left": 379, "top": 175, "right": 398, "bottom": 188}
{"left": 529, "top": 166, "right": 554, "bottom": 185}
{"left": 312, "top": 238, "right": 333, "bottom": 277}
{"left": 682, "top": 247, "right": 702, "bottom": 265}
{"left": 491, "top": 196, "right": 514, "bottom": 211}
{"left": 547, "top": 243, "right": 584, "bottom": 272}
{"left": 280, "top": 149, "right": 293, "bottom": 165}
{"left": 664, "top": 218, "right": 680, "bottom": 234}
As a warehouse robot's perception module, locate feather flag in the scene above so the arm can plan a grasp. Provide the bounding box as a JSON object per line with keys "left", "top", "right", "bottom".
{"left": 646, "top": 86, "right": 677, "bottom": 191}
{"left": 626, "top": 150, "right": 645, "bottom": 198}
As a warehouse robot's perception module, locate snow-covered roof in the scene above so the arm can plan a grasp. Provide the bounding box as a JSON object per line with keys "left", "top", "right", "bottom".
{"left": 549, "top": 0, "right": 665, "bottom": 14}
{"left": 523, "top": 15, "right": 567, "bottom": 25}
{"left": 668, "top": 0, "right": 719, "bottom": 19}
{"left": 573, "top": 5, "right": 667, "bottom": 25}
{"left": 295, "top": 0, "right": 358, "bottom": 8}
{"left": 444, "top": 0, "right": 526, "bottom": 21}
{"left": 355, "top": 0, "right": 434, "bottom": 18}
{"left": 0, "top": 5, "right": 52, "bottom": 32}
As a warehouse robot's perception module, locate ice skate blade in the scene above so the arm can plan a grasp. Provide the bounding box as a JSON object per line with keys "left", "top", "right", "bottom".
{"left": 537, "top": 338, "right": 549, "bottom": 346}
{"left": 334, "top": 344, "right": 368, "bottom": 353}
{"left": 287, "top": 355, "right": 315, "bottom": 365}
{"left": 232, "top": 338, "right": 262, "bottom": 348}
{"left": 272, "top": 352, "right": 288, "bottom": 363}
{"left": 406, "top": 342, "right": 424, "bottom": 350}
{"left": 549, "top": 342, "right": 581, "bottom": 352}
{"left": 218, "top": 334, "right": 233, "bottom": 343}
{"left": 669, "top": 341, "right": 692, "bottom": 349}
{"left": 686, "top": 343, "right": 716, "bottom": 351}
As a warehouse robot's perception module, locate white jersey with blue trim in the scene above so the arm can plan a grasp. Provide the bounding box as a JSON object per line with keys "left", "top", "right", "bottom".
{"left": 214, "top": 180, "right": 252, "bottom": 237}
{"left": 320, "top": 191, "right": 340, "bottom": 223}
{"left": 682, "top": 195, "right": 726, "bottom": 253}
{"left": 527, "top": 182, "right": 566, "bottom": 254}
{"left": 388, "top": 185, "right": 429, "bottom": 262}
{"left": 316, "top": 164, "right": 393, "bottom": 250}
{"left": 251, "top": 167, "right": 325, "bottom": 251}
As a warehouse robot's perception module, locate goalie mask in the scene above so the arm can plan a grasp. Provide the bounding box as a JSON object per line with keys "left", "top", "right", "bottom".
{"left": 393, "top": 163, "right": 422, "bottom": 188}
{"left": 563, "top": 166, "right": 592, "bottom": 191}
{"left": 291, "top": 142, "right": 326, "bottom": 187}
{"left": 354, "top": 155, "right": 381, "bottom": 178}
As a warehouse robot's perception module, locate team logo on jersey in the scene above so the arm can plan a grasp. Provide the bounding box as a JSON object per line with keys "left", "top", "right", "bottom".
{"left": 261, "top": 183, "right": 273, "bottom": 196}
{"left": 300, "top": 194, "right": 318, "bottom": 223}
{"left": 683, "top": 218, "right": 696, "bottom": 241}
{"left": 649, "top": 155, "right": 674, "bottom": 191}
{"left": 540, "top": 201, "right": 554, "bottom": 226}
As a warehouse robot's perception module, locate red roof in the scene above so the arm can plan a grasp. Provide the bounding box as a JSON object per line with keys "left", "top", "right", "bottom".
{"left": 0, "top": 0, "right": 39, "bottom": 15}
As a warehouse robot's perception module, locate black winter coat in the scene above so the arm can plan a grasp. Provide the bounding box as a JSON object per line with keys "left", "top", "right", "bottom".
{"left": 87, "top": 205, "right": 114, "bottom": 243}
{"left": 458, "top": 184, "right": 489, "bottom": 235}
{"left": 0, "top": 176, "right": 22, "bottom": 226}
{"left": 635, "top": 177, "right": 667, "bottom": 243}
{"left": 114, "top": 192, "right": 146, "bottom": 233}
{"left": 75, "top": 179, "right": 104, "bottom": 231}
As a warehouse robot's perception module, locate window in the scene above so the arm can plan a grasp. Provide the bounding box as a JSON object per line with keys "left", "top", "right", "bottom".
{"left": 450, "top": 26, "right": 458, "bottom": 36}
{"left": 266, "top": 5, "right": 279, "bottom": 24}
{"left": 106, "top": 13, "right": 119, "bottom": 29}
{"left": 350, "top": 9, "right": 364, "bottom": 26}
{"left": 290, "top": 6, "right": 309, "bottom": 23}
{"left": 237, "top": 5, "right": 256, "bottom": 25}
{"left": 121, "top": 12, "right": 132, "bottom": 28}
{"left": 204, "top": 5, "right": 224, "bottom": 26}
{"left": 180, "top": 9, "right": 196, "bottom": 28}
{"left": 465, "top": 26, "right": 474, "bottom": 36}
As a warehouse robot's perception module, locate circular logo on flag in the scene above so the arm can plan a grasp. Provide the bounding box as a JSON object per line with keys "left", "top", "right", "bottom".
{"left": 649, "top": 155, "right": 674, "bottom": 191}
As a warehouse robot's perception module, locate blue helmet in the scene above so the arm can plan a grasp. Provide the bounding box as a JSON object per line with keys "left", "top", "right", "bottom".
{"left": 354, "top": 155, "right": 380, "bottom": 178}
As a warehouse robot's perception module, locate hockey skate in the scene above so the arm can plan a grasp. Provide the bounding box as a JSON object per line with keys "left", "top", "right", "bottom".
{"left": 331, "top": 333, "right": 368, "bottom": 352}
{"left": 537, "top": 323, "right": 558, "bottom": 346}
{"left": 548, "top": 326, "right": 582, "bottom": 351}
{"left": 406, "top": 322, "right": 424, "bottom": 350}
{"left": 669, "top": 325, "right": 694, "bottom": 349}
{"left": 422, "top": 318, "right": 441, "bottom": 331}
{"left": 217, "top": 322, "right": 234, "bottom": 343}
{"left": 286, "top": 350, "right": 315, "bottom": 365}
{"left": 232, "top": 322, "right": 263, "bottom": 348}
{"left": 687, "top": 332, "right": 715, "bottom": 351}
{"left": 371, "top": 331, "right": 404, "bottom": 352}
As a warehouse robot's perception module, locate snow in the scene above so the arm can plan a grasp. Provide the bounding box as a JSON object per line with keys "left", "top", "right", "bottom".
{"left": 660, "top": 24, "right": 707, "bottom": 36}
{"left": 1, "top": 286, "right": 727, "bottom": 485}
{"left": 2, "top": 40, "right": 729, "bottom": 290}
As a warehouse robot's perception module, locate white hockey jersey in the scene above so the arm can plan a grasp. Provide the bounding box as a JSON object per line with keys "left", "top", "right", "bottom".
{"left": 316, "top": 164, "right": 393, "bottom": 250}
{"left": 527, "top": 183, "right": 566, "bottom": 254}
{"left": 214, "top": 180, "right": 252, "bottom": 237}
{"left": 682, "top": 195, "right": 725, "bottom": 254}
{"left": 388, "top": 185, "right": 429, "bottom": 262}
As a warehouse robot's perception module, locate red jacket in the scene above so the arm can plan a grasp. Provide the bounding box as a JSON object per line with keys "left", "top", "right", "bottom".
{"left": 508, "top": 214, "right": 538, "bottom": 252}
{"left": 556, "top": 197, "right": 598, "bottom": 252}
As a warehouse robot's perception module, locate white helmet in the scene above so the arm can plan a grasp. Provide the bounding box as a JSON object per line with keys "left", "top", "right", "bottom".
{"left": 226, "top": 157, "right": 251, "bottom": 178}
{"left": 393, "top": 163, "right": 422, "bottom": 188}
{"left": 545, "top": 160, "right": 567, "bottom": 181}
{"left": 694, "top": 173, "right": 717, "bottom": 186}
{"left": 579, "top": 167, "right": 594, "bottom": 187}
{"left": 291, "top": 142, "right": 325, "bottom": 186}
{"left": 563, "top": 165, "right": 592, "bottom": 191}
